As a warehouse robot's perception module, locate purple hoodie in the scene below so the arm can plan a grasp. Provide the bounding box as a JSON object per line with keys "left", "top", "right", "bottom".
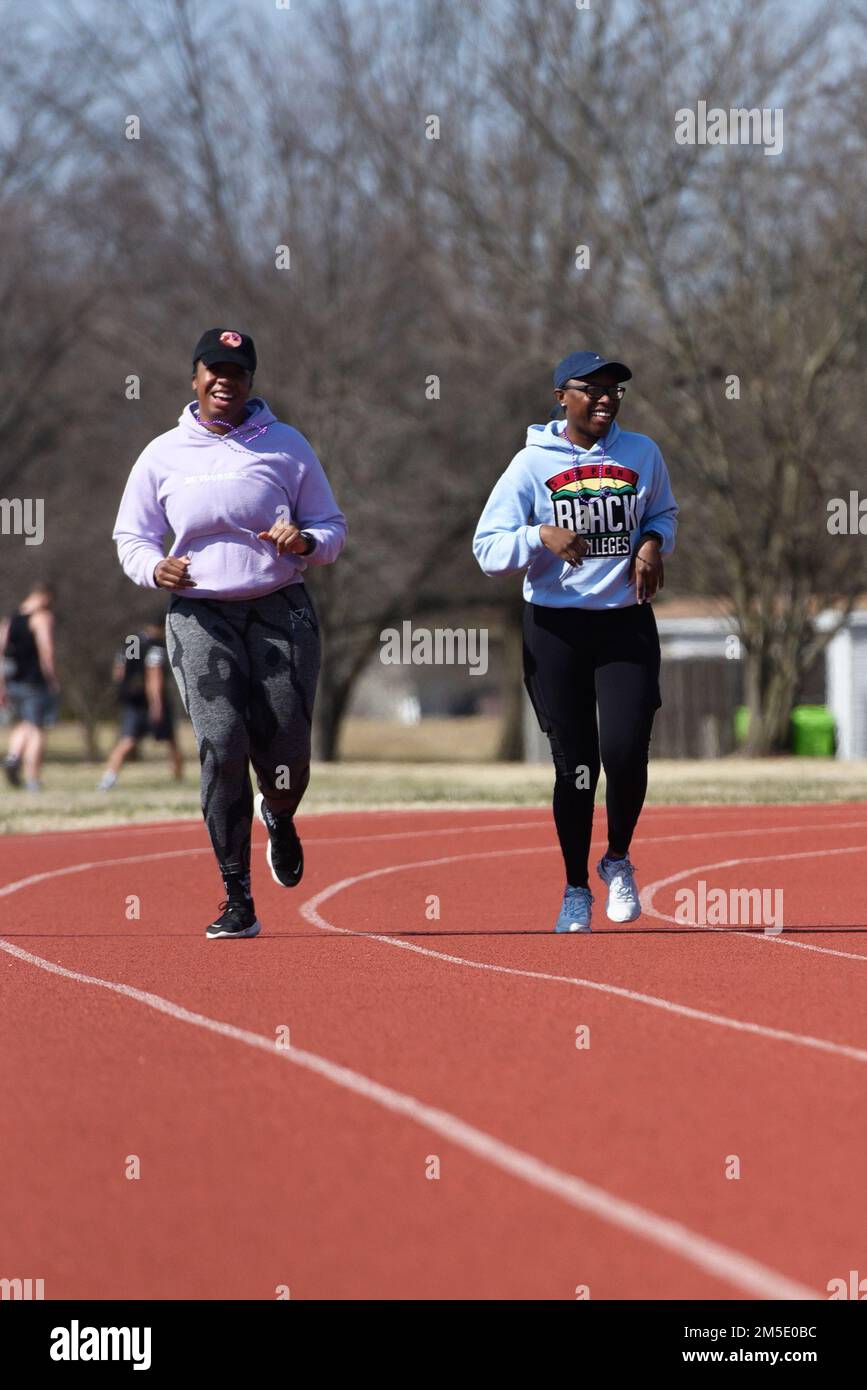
{"left": 112, "top": 398, "right": 347, "bottom": 600}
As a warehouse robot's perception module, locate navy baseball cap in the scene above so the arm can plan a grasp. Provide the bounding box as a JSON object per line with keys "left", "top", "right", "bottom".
{"left": 192, "top": 327, "right": 257, "bottom": 373}
{"left": 553, "top": 351, "right": 632, "bottom": 389}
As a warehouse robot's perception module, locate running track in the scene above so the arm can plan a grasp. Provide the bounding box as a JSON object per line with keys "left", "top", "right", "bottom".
{"left": 1, "top": 802, "right": 865, "bottom": 1300}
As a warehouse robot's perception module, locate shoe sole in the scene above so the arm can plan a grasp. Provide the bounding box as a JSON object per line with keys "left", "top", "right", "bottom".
{"left": 206, "top": 919, "right": 262, "bottom": 940}
{"left": 255, "top": 793, "right": 303, "bottom": 888}
{"left": 606, "top": 906, "right": 641, "bottom": 923}
{"left": 555, "top": 923, "right": 592, "bottom": 933}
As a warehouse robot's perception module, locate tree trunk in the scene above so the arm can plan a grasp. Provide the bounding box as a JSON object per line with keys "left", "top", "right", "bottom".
{"left": 742, "top": 646, "right": 795, "bottom": 755}
{"left": 313, "top": 670, "right": 352, "bottom": 762}
{"left": 80, "top": 716, "right": 102, "bottom": 763}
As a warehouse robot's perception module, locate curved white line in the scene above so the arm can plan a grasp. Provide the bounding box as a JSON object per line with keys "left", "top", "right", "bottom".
{"left": 298, "top": 850, "right": 867, "bottom": 1063}
{"left": 0, "top": 837, "right": 826, "bottom": 1299}
{"left": 641, "top": 846, "right": 867, "bottom": 962}
{"left": 6, "top": 817, "right": 867, "bottom": 902}
{"left": 0, "top": 848, "right": 211, "bottom": 901}
{"left": 13, "top": 806, "right": 867, "bottom": 846}
{"left": 2, "top": 817, "right": 862, "bottom": 1295}
{"left": 305, "top": 815, "right": 867, "bottom": 852}
{"left": 0, "top": 931, "right": 817, "bottom": 1301}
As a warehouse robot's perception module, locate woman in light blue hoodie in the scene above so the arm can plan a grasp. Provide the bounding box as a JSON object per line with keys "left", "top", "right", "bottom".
{"left": 473, "top": 352, "right": 678, "bottom": 933}
{"left": 113, "top": 328, "right": 347, "bottom": 939}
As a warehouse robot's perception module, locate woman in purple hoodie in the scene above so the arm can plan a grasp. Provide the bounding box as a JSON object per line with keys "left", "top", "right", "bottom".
{"left": 113, "top": 328, "right": 347, "bottom": 939}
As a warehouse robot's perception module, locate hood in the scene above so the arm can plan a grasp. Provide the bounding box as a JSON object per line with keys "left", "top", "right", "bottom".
{"left": 525, "top": 418, "right": 621, "bottom": 454}
{"left": 177, "top": 396, "right": 277, "bottom": 444}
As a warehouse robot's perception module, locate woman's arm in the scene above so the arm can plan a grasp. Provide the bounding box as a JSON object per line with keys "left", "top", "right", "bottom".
{"left": 290, "top": 446, "right": 347, "bottom": 566}
{"left": 472, "top": 459, "right": 546, "bottom": 576}
{"left": 640, "top": 448, "right": 678, "bottom": 556}
{"left": 112, "top": 452, "right": 170, "bottom": 588}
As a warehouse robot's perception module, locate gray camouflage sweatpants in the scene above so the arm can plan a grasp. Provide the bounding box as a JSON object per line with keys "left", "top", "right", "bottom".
{"left": 165, "top": 583, "right": 320, "bottom": 878}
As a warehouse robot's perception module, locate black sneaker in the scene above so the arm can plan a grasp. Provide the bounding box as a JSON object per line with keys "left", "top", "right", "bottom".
{"left": 205, "top": 898, "right": 261, "bottom": 940}
{"left": 4, "top": 754, "right": 22, "bottom": 788}
{"left": 254, "top": 793, "right": 304, "bottom": 887}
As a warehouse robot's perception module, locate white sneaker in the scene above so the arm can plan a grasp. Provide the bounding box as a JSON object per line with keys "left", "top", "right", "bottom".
{"left": 596, "top": 855, "right": 641, "bottom": 923}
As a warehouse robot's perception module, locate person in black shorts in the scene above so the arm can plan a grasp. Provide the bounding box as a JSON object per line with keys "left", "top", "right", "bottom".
{"left": 97, "top": 618, "right": 183, "bottom": 790}
{"left": 0, "top": 582, "right": 60, "bottom": 792}
{"left": 473, "top": 351, "right": 679, "bottom": 933}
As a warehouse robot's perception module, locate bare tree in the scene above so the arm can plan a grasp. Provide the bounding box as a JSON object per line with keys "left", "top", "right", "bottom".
{"left": 3, "top": 0, "right": 863, "bottom": 762}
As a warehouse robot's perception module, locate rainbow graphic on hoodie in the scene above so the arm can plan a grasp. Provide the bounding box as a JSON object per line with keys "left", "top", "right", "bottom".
{"left": 545, "top": 462, "right": 639, "bottom": 557}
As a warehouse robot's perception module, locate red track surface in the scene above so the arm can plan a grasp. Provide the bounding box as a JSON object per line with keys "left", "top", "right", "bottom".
{"left": 2, "top": 802, "right": 866, "bottom": 1300}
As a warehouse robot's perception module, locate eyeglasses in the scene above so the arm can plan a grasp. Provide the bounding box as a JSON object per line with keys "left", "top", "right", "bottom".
{"left": 562, "top": 382, "right": 627, "bottom": 401}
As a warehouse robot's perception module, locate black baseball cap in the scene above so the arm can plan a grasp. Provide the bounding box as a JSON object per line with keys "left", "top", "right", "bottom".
{"left": 192, "top": 328, "right": 257, "bottom": 373}
{"left": 553, "top": 351, "right": 632, "bottom": 389}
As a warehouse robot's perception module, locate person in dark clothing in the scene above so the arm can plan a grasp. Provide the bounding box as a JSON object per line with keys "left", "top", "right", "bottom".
{"left": 97, "top": 619, "right": 183, "bottom": 790}
{"left": 0, "top": 583, "right": 60, "bottom": 792}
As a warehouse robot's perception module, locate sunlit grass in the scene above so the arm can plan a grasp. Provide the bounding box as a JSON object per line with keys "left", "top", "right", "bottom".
{"left": 1, "top": 718, "right": 864, "bottom": 834}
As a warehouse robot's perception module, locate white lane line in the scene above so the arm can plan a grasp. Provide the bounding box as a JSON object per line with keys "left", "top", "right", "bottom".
{"left": 0, "top": 849, "right": 211, "bottom": 901}
{"left": 0, "top": 930, "right": 817, "bottom": 1300}
{"left": 641, "top": 847, "right": 867, "bottom": 962}
{"left": 7, "top": 816, "right": 545, "bottom": 844}
{"left": 7, "top": 818, "right": 867, "bottom": 898}
{"left": 13, "top": 806, "right": 867, "bottom": 846}
{"left": 308, "top": 817, "right": 867, "bottom": 851}
{"left": 298, "top": 850, "right": 867, "bottom": 1064}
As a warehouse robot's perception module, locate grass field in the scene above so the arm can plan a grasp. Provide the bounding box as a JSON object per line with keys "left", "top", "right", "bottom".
{"left": 1, "top": 718, "right": 865, "bottom": 834}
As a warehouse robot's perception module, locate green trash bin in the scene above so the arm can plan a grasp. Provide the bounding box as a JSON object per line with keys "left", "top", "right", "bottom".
{"left": 790, "top": 705, "right": 835, "bottom": 757}
{"left": 734, "top": 706, "right": 750, "bottom": 746}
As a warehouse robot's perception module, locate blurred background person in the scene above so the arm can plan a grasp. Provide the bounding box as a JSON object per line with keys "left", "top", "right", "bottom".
{"left": 97, "top": 617, "right": 183, "bottom": 790}
{"left": 0, "top": 582, "right": 60, "bottom": 792}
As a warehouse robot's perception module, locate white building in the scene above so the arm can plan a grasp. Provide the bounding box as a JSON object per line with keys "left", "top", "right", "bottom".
{"left": 822, "top": 610, "right": 867, "bottom": 759}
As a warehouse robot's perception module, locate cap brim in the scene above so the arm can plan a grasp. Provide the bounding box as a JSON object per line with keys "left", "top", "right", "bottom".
{"left": 581, "top": 360, "right": 632, "bottom": 382}
{"left": 196, "top": 349, "right": 255, "bottom": 371}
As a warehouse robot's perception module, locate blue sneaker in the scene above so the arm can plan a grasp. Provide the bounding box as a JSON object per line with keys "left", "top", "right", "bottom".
{"left": 554, "top": 885, "right": 593, "bottom": 933}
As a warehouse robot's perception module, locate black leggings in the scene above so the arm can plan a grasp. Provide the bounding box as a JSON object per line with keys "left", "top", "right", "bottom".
{"left": 523, "top": 602, "right": 661, "bottom": 888}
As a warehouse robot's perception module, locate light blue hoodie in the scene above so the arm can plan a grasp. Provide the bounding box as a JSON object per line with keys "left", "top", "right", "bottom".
{"left": 473, "top": 418, "right": 678, "bottom": 608}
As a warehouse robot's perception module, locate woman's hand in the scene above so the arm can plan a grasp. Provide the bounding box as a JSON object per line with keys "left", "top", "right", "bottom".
{"left": 154, "top": 556, "right": 197, "bottom": 590}
{"left": 540, "top": 525, "right": 588, "bottom": 567}
{"left": 257, "top": 522, "right": 310, "bottom": 556}
{"left": 630, "top": 537, "right": 664, "bottom": 603}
